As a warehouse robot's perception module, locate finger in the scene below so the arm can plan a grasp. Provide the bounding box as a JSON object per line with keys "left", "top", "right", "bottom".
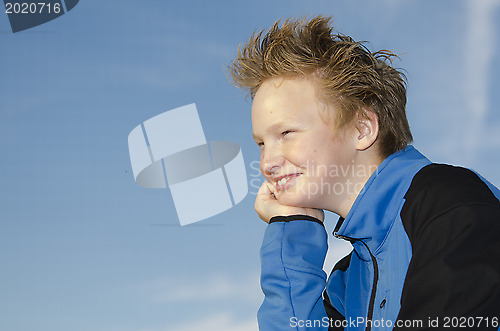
{"left": 265, "top": 181, "right": 278, "bottom": 200}
{"left": 257, "top": 181, "right": 277, "bottom": 200}
{"left": 267, "top": 181, "right": 278, "bottom": 198}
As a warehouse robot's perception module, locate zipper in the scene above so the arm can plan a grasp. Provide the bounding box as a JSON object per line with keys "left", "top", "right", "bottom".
{"left": 334, "top": 233, "right": 379, "bottom": 331}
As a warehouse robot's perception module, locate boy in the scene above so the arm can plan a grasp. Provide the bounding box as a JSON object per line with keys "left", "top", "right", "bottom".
{"left": 230, "top": 16, "right": 500, "bottom": 330}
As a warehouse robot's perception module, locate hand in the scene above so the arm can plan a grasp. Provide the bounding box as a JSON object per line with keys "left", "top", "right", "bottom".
{"left": 255, "top": 181, "right": 324, "bottom": 223}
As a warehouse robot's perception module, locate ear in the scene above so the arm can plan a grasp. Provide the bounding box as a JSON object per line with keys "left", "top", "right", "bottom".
{"left": 355, "top": 108, "right": 379, "bottom": 151}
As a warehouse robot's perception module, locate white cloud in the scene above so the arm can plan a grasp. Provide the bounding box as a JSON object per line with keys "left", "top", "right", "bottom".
{"left": 462, "top": 0, "right": 500, "bottom": 159}
{"left": 135, "top": 312, "right": 257, "bottom": 331}
{"left": 168, "top": 312, "right": 257, "bottom": 331}
{"left": 138, "top": 272, "right": 262, "bottom": 305}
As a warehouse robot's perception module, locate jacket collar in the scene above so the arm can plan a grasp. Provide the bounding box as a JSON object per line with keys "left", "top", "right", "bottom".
{"left": 334, "top": 145, "right": 431, "bottom": 252}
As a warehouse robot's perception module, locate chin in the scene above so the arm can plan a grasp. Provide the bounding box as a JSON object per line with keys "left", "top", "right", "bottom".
{"left": 277, "top": 191, "right": 321, "bottom": 210}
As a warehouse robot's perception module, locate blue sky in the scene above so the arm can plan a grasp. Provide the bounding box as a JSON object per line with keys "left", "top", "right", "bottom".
{"left": 1, "top": 1, "right": 499, "bottom": 330}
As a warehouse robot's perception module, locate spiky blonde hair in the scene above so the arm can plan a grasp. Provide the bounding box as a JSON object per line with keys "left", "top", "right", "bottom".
{"left": 229, "top": 16, "right": 413, "bottom": 157}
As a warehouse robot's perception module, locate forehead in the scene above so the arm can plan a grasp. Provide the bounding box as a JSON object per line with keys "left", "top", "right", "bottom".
{"left": 251, "top": 77, "right": 331, "bottom": 135}
{"left": 252, "top": 77, "right": 319, "bottom": 118}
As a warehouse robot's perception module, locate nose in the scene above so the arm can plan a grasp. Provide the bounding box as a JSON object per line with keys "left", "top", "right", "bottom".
{"left": 260, "top": 143, "right": 284, "bottom": 177}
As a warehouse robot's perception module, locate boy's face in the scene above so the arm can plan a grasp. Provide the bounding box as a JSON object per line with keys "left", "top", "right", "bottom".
{"left": 252, "top": 77, "right": 358, "bottom": 211}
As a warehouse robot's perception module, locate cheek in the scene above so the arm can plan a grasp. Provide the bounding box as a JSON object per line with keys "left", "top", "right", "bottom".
{"left": 290, "top": 137, "right": 329, "bottom": 167}
{"left": 285, "top": 147, "right": 312, "bottom": 168}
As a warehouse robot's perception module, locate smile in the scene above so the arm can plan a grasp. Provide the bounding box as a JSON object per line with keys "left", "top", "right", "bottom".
{"left": 274, "top": 173, "right": 302, "bottom": 191}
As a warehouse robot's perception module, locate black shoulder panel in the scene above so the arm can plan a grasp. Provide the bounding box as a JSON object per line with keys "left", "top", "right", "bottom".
{"left": 396, "top": 163, "right": 500, "bottom": 328}
{"left": 401, "top": 163, "right": 499, "bottom": 241}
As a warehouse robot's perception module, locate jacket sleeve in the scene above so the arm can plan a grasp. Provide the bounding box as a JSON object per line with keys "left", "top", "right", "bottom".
{"left": 258, "top": 215, "right": 329, "bottom": 331}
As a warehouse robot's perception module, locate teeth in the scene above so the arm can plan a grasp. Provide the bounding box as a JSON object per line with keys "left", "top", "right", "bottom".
{"left": 277, "top": 177, "right": 290, "bottom": 186}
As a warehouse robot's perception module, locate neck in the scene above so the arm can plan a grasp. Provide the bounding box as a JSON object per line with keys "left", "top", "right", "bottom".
{"left": 334, "top": 150, "right": 383, "bottom": 218}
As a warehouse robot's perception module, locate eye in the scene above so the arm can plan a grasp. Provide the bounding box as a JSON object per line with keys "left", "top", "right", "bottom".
{"left": 281, "top": 130, "right": 294, "bottom": 137}
{"left": 257, "top": 141, "right": 264, "bottom": 148}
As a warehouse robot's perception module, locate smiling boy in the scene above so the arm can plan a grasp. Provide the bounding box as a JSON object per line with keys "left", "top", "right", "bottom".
{"left": 231, "top": 16, "right": 500, "bottom": 330}
{"left": 251, "top": 76, "right": 382, "bottom": 221}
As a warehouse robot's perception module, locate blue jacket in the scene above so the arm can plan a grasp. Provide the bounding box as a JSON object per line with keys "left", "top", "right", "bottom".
{"left": 258, "top": 146, "right": 500, "bottom": 330}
